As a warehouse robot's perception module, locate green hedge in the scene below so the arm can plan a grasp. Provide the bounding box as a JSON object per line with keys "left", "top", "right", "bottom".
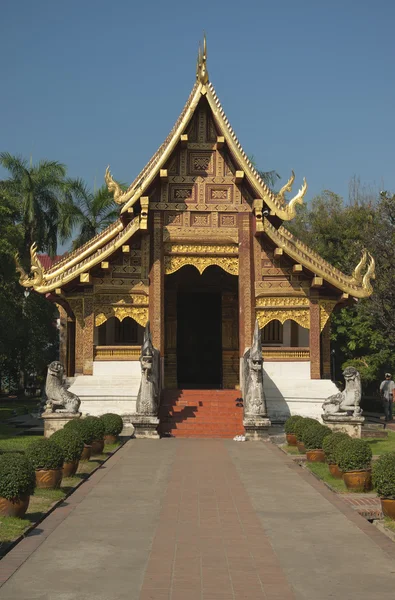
{"left": 372, "top": 452, "right": 395, "bottom": 498}
{"left": 25, "top": 438, "right": 64, "bottom": 470}
{"left": 84, "top": 416, "right": 105, "bottom": 441}
{"left": 0, "top": 453, "right": 36, "bottom": 499}
{"left": 335, "top": 438, "right": 372, "bottom": 472}
{"left": 322, "top": 432, "right": 350, "bottom": 464}
{"left": 100, "top": 413, "right": 123, "bottom": 437}
{"left": 293, "top": 418, "right": 321, "bottom": 440}
{"left": 50, "top": 429, "right": 84, "bottom": 463}
{"left": 64, "top": 419, "right": 95, "bottom": 445}
{"left": 301, "top": 425, "right": 332, "bottom": 450}
{"left": 284, "top": 415, "right": 304, "bottom": 435}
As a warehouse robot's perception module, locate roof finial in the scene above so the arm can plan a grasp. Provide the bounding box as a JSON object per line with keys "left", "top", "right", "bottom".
{"left": 196, "top": 33, "right": 209, "bottom": 85}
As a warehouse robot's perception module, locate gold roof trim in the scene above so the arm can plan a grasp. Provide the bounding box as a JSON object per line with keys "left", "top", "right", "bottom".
{"left": 16, "top": 216, "right": 142, "bottom": 294}
{"left": 103, "top": 41, "right": 306, "bottom": 220}
{"left": 262, "top": 217, "right": 375, "bottom": 298}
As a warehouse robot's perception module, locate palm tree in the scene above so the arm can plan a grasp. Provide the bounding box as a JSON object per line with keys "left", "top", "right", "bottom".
{"left": 61, "top": 181, "right": 119, "bottom": 249}
{"left": 248, "top": 155, "right": 280, "bottom": 189}
{"left": 0, "top": 152, "right": 73, "bottom": 256}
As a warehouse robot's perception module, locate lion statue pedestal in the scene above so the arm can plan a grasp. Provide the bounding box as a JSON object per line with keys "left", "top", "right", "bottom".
{"left": 322, "top": 366, "right": 365, "bottom": 438}
{"left": 42, "top": 361, "right": 81, "bottom": 438}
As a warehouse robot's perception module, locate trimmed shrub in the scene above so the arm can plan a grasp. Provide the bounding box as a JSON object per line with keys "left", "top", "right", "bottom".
{"left": 322, "top": 432, "right": 350, "bottom": 464}
{"left": 372, "top": 453, "right": 395, "bottom": 499}
{"left": 84, "top": 416, "right": 105, "bottom": 441}
{"left": 100, "top": 413, "right": 123, "bottom": 437}
{"left": 25, "top": 438, "right": 64, "bottom": 470}
{"left": 0, "top": 453, "right": 36, "bottom": 500}
{"left": 335, "top": 438, "right": 372, "bottom": 472}
{"left": 284, "top": 415, "right": 304, "bottom": 435}
{"left": 64, "top": 419, "right": 95, "bottom": 445}
{"left": 301, "top": 425, "right": 332, "bottom": 450}
{"left": 293, "top": 417, "right": 320, "bottom": 441}
{"left": 50, "top": 429, "right": 84, "bottom": 463}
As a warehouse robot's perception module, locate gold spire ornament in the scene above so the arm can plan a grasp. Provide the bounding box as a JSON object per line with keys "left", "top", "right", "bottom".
{"left": 196, "top": 34, "right": 209, "bottom": 85}
{"left": 104, "top": 166, "right": 133, "bottom": 205}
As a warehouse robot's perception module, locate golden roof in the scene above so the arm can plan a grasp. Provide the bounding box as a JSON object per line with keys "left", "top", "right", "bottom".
{"left": 104, "top": 38, "right": 307, "bottom": 221}
{"left": 16, "top": 39, "right": 375, "bottom": 299}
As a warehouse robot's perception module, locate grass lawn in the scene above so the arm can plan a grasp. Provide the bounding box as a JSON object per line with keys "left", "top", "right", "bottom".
{"left": 0, "top": 434, "right": 43, "bottom": 452}
{"left": 0, "top": 397, "right": 40, "bottom": 422}
{"left": 306, "top": 462, "right": 349, "bottom": 493}
{"left": 0, "top": 444, "right": 121, "bottom": 547}
{"left": 384, "top": 517, "right": 395, "bottom": 533}
{"left": 280, "top": 444, "right": 302, "bottom": 455}
{"left": 366, "top": 431, "right": 395, "bottom": 455}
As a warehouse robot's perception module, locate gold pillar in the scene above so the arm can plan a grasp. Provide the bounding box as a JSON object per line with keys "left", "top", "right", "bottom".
{"left": 238, "top": 214, "right": 254, "bottom": 355}
{"left": 149, "top": 213, "right": 165, "bottom": 354}
{"left": 57, "top": 305, "right": 68, "bottom": 369}
{"left": 309, "top": 294, "right": 321, "bottom": 379}
{"left": 321, "top": 320, "right": 331, "bottom": 379}
{"left": 82, "top": 292, "right": 94, "bottom": 375}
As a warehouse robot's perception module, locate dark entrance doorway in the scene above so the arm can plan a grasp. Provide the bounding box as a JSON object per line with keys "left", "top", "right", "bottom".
{"left": 177, "top": 291, "right": 222, "bottom": 388}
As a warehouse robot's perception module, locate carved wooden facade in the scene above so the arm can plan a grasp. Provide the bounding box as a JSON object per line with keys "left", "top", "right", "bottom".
{"left": 17, "top": 42, "right": 375, "bottom": 387}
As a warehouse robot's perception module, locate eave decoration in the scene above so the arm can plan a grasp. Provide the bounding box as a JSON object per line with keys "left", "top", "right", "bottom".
{"left": 261, "top": 218, "right": 375, "bottom": 298}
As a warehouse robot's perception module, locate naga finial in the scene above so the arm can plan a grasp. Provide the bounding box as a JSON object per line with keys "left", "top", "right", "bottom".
{"left": 286, "top": 177, "right": 308, "bottom": 218}
{"left": 275, "top": 171, "right": 307, "bottom": 218}
{"left": 352, "top": 249, "right": 368, "bottom": 283}
{"left": 277, "top": 170, "right": 296, "bottom": 204}
{"left": 105, "top": 166, "right": 126, "bottom": 205}
{"left": 15, "top": 242, "right": 44, "bottom": 288}
{"left": 362, "top": 253, "right": 375, "bottom": 294}
{"left": 196, "top": 34, "right": 209, "bottom": 85}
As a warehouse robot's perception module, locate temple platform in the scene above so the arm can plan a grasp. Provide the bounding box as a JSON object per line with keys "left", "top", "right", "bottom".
{"left": 263, "top": 362, "right": 339, "bottom": 422}
{"left": 67, "top": 361, "right": 140, "bottom": 417}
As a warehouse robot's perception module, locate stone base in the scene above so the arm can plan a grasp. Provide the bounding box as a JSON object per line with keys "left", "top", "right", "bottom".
{"left": 322, "top": 414, "right": 365, "bottom": 438}
{"left": 42, "top": 412, "right": 81, "bottom": 438}
{"left": 243, "top": 416, "right": 271, "bottom": 441}
{"left": 131, "top": 415, "right": 160, "bottom": 439}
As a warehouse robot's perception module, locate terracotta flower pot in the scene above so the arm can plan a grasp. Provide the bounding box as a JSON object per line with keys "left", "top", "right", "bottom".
{"left": 0, "top": 495, "right": 30, "bottom": 518}
{"left": 80, "top": 445, "right": 92, "bottom": 461}
{"left": 328, "top": 463, "right": 343, "bottom": 479}
{"left": 306, "top": 449, "right": 326, "bottom": 463}
{"left": 104, "top": 434, "right": 118, "bottom": 445}
{"left": 35, "top": 469, "right": 63, "bottom": 489}
{"left": 62, "top": 460, "right": 79, "bottom": 478}
{"left": 297, "top": 441, "right": 306, "bottom": 453}
{"left": 343, "top": 470, "right": 372, "bottom": 492}
{"left": 381, "top": 498, "right": 395, "bottom": 519}
{"left": 286, "top": 433, "right": 297, "bottom": 446}
{"left": 90, "top": 439, "right": 105, "bottom": 456}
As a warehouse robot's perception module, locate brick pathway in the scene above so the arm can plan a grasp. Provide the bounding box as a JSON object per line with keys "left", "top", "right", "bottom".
{"left": 1, "top": 440, "right": 395, "bottom": 600}
{"left": 140, "top": 441, "right": 293, "bottom": 600}
{"left": 342, "top": 493, "right": 382, "bottom": 519}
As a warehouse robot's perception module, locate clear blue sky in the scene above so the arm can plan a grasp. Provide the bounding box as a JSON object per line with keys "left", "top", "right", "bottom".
{"left": 1, "top": 0, "right": 394, "bottom": 235}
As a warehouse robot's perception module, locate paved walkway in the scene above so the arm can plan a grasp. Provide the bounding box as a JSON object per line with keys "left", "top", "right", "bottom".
{"left": 1, "top": 440, "right": 395, "bottom": 600}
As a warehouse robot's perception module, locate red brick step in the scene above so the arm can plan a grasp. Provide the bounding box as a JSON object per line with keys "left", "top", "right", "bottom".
{"left": 159, "top": 389, "right": 244, "bottom": 438}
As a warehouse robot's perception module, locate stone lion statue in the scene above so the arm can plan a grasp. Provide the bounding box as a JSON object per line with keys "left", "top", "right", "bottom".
{"left": 45, "top": 361, "right": 81, "bottom": 414}
{"left": 322, "top": 366, "right": 362, "bottom": 417}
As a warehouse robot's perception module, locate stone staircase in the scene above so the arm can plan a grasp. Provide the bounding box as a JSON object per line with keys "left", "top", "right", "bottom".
{"left": 159, "top": 390, "right": 245, "bottom": 438}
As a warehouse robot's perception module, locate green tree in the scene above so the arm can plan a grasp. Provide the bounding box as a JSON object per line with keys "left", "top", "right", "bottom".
{"left": 285, "top": 189, "right": 395, "bottom": 389}
{"left": 0, "top": 153, "right": 74, "bottom": 256}
{"left": 61, "top": 182, "right": 118, "bottom": 249}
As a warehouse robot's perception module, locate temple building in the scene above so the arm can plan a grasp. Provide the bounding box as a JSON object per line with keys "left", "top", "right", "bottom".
{"left": 17, "top": 40, "right": 375, "bottom": 436}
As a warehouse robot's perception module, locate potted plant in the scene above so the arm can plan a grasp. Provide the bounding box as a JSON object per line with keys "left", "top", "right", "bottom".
{"left": 284, "top": 415, "right": 303, "bottom": 446}
{"left": 322, "top": 432, "right": 349, "bottom": 478}
{"left": 64, "top": 419, "right": 95, "bottom": 460}
{"left": 293, "top": 418, "right": 320, "bottom": 453}
{"left": 100, "top": 413, "right": 124, "bottom": 444}
{"left": 335, "top": 438, "right": 372, "bottom": 492}
{"left": 84, "top": 416, "right": 106, "bottom": 455}
{"left": 25, "top": 438, "right": 64, "bottom": 489}
{"left": 0, "top": 453, "right": 36, "bottom": 517}
{"left": 301, "top": 424, "right": 332, "bottom": 462}
{"left": 50, "top": 428, "right": 84, "bottom": 477}
{"left": 372, "top": 452, "right": 395, "bottom": 518}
